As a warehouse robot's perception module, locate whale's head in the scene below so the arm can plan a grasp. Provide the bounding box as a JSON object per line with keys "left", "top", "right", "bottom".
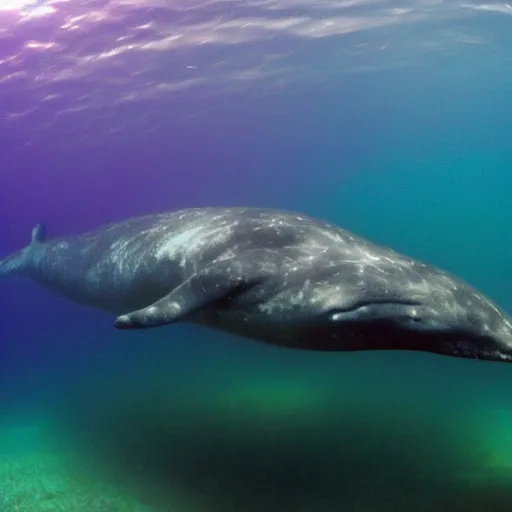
{"left": 306, "top": 262, "right": 512, "bottom": 362}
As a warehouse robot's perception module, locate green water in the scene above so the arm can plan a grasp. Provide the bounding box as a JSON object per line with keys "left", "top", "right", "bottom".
{"left": 3, "top": 336, "right": 512, "bottom": 511}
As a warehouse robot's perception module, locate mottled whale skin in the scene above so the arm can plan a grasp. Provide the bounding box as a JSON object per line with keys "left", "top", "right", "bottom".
{"left": 2, "top": 207, "right": 512, "bottom": 362}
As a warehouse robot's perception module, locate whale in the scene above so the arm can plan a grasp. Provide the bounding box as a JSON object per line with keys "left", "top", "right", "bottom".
{"left": 1, "top": 207, "right": 512, "bottom": 361}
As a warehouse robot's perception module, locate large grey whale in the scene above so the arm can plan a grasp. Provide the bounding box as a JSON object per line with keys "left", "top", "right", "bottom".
{"left": 2, "top": 207, "right": 511, "bottom": 361}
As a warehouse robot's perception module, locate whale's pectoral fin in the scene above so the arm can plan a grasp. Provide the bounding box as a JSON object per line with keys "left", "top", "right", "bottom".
{"left": 114, "top": 260, "right": 263, "bottom": 330}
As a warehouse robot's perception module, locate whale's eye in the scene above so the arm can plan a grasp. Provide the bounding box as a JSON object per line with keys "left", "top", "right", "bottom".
{"left": 409, "top": 308, "right": 422, "bottom": 323}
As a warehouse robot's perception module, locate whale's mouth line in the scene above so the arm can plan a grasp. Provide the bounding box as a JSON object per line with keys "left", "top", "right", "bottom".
{"left": 340, "top": 299, "right": 422, "bottom": 312}
{"left": 330, "top": 299, "right": 422, "bottom": 321}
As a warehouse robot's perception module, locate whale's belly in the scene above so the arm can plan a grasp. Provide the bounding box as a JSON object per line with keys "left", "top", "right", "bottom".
{"left": 81, "top": 254, "right": 184, "bottom": 313}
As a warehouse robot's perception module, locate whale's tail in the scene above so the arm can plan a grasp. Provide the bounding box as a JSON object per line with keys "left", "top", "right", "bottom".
{"left": 0, "top": 223, "right": 46, "bottom": 278}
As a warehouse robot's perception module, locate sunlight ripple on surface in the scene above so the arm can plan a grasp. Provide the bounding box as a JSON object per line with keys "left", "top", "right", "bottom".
{"left": 0, "top": 0, "right": 55, "bottom": 15}
{"left": 0, "top": 0, "right": 511, "bottom": 149}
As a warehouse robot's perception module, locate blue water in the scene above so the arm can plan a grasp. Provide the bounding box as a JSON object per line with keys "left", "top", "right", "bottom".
{"left": 1, "top": 0, "right": 512, "bottom": 510}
